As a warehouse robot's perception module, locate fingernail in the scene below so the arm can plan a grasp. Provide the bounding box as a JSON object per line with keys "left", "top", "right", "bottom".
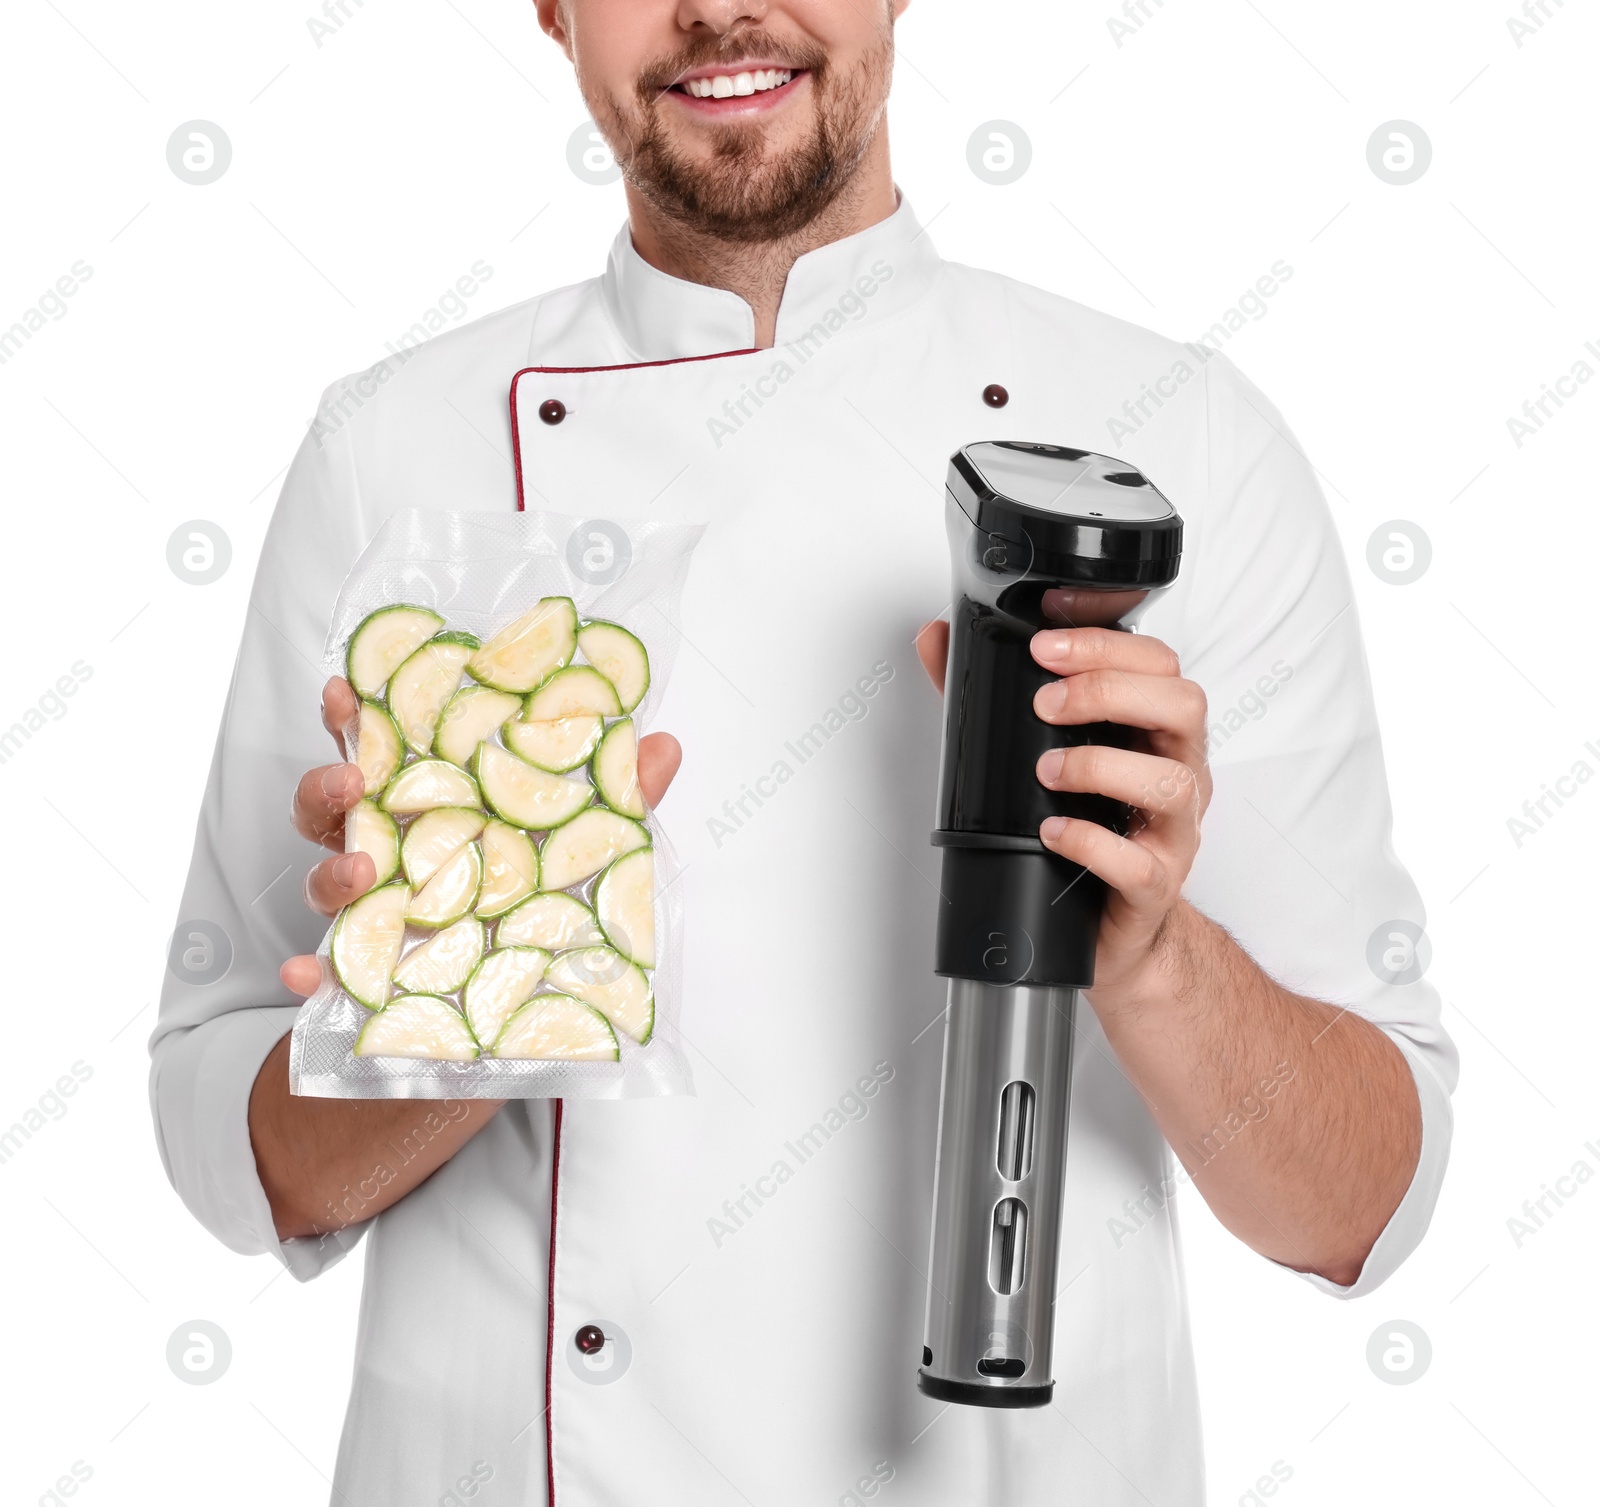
{"left": 1038, "top": 749, "right": 1065, "bottom": 783}
{"left": 1041, "top": 817, "right": 1068, "bottom": 841}
{"left": 322, "top": 766, "right": 354, "bottom": 802}
{"left": 1036, "top": 682, "right": 1068, "bottom": 716}
{"left": 332, "top": 854, "right": 359, "bottom": 887}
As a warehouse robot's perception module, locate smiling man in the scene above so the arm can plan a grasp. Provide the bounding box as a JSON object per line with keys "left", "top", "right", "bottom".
{"left": 151, "top": 1, "right": 1456, "bottom": 1503}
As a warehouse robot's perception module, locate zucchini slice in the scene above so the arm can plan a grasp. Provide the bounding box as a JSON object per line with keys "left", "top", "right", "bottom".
{"left": 346, "top": 798, "right": 401, "bottom": 887}
{"left": 576, "top": 621, "right": 650, "bottom": 713}
{"left": 467, "top": 597, "right": 578, "bottom": 693}
{"left": 390, "top": 633, "right": 479, "bottom": 755}
{"left": 476, "top": 819, "right": 539, "bottom": 917}
{"left": 354, "top": 994, "right": 479, "bottom": 1060}
{"left": 503, "top": 712, "right": 604, "bottom": 773}
{"left": 592, "top": 717, "right": 644, "bottom": 818}
{"left": 379, "top": 759, "right": 481, "bottom": 814}
{"left": 347, "top": 605, "right": 445, "bottom": 697}
{"left": 594, "top": 847, "right": 655, "bottom": 968}
{"left": 544, "top": 946, "right": 654, "bottom": 1045}
{"left": 433, "top": 684, "right": 522, "bottom": 767}
{"left": 463, "top": 945, "right": 551, "bottom": 1048}
{"left": 539, "top": 808, "right": 649, "bottom": 891}
{"left": 330, "top": 882, "right": 409, "bottom": 1009}
{"left": 473, "top": 742, "right": 592, "bottom": 831}
{"left": 492, "top": 994, "right": 619, "bottom": 1061}
{"left": 354, "top": 700, "right": 404, "bottom": 796}
{"left": 405, "top": 841, "right": 482, "bottom": 929}
{"left": 401, "top": 806, "right": 487, "bottom": 889}
{"left": 393, "top": 916, "right": 485, "bottom": 995}
{"left": 495, "top": 892, "right": 605, "bottom": 951}
{"left": 523, "top": 665, "right": 621, "bottom": 721}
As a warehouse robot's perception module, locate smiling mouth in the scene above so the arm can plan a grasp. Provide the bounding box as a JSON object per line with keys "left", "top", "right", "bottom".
{"left": 669, "top": 67, "right": 801, "bottom": 100}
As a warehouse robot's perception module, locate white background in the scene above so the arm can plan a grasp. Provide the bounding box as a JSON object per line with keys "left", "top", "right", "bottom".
{"left": 1, "top": 0, "right": 1595, "bottom": 1502}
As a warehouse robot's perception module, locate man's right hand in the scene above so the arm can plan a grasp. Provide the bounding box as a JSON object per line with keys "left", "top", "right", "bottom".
{"left": 254, "top": 675, "right": 682, "bottom": 1241}
{"left": 279, "top": 678, "right": 371, "bottom": 995}
{"left": 279, "top": 676, "right": 684, "bottom": 998}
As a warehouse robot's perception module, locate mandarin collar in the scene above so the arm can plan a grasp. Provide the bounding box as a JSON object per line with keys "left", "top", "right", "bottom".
{"left": 599, "top": 191, "right": 942, "bottom": 362}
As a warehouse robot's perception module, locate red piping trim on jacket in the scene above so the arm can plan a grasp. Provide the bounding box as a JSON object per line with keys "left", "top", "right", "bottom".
{"left": 511, "top": 346, "right": 757, "bottom": 1498}
{"left": 544, "top": 1097, "right": 564, "bottom": 1506}
{"left": 515, "top": 347, "right": 752, "bottom": 1498}
{"left": 509, "top": 349, "right": 759, "bottom": 512}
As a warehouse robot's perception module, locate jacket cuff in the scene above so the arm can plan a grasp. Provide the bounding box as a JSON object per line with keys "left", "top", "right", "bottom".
{"left": 148, "top": 1006, "right": 364, "bottom": 1282}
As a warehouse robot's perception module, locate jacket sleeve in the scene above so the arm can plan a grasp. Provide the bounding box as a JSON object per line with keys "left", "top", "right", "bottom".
{"left": 1166, "top": 351, "right": 1457, "bottom": 1298}
{"left": 148, "top": 392, "right": 377, "bottom": 1282}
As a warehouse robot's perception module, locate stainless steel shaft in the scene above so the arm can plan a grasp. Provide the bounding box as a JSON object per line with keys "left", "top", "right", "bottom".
{"left": 919, "top": 978, "right": 1076, "bottom": 1406}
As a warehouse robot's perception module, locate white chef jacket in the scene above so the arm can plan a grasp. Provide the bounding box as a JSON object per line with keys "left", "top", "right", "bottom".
{"left": 150, "top": 193, "right": 1457, "bottom": 1507}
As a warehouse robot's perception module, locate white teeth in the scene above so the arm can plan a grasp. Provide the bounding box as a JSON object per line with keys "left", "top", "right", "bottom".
{"left": 682, "top": 68, "right": 794, "bottom": 99}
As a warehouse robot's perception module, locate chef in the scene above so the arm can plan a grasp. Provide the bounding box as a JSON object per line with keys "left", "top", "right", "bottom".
{"left": 150, "top": 0, "right": 1457, "bottom": 1501}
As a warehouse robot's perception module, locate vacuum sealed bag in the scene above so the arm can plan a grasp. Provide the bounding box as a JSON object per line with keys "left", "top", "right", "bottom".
{"left": 289, "top": 509, "right": 703, "bottom": 1099}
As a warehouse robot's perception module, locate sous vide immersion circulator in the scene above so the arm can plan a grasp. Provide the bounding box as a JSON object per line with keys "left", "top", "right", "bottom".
{"left": 919, "top": 441, "right": 1183, "bottom": 1408}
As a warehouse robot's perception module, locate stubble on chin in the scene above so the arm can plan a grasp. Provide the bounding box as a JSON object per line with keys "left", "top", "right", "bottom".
{"left": 589, "top": 31, "right": 893, "bottom": 245}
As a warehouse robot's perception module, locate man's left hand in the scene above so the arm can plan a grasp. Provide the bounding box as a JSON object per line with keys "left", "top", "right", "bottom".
{"left": 1029, "top": 623, "right": 1211, "bottom": 999}
{"left": 915, "top": 614, "right": 1211, "bottom": 1002}
{"left": 917, "top": 612, "right": 1418, "bottom": 1283}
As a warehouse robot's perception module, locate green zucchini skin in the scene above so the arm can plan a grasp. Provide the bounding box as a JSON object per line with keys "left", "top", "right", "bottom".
{"left": 331, "top": 601, "right": 671, "bottom": 1067}
{"left": 577, "top": 621, "right": 651, "bottom": 713}
{"left": 346, "top": 604, "right": 445, "bottom": 697}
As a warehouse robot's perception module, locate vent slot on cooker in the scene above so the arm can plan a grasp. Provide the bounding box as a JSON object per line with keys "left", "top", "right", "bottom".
{"left": 977, "top": 1356, "right": 1026, "bottom": 1379}
{"left": 996, "top": 1080, "right": 1036, "bottom": 1182}
{"left": 988, "top": 1197, "right": 1029, "bottom": 1295}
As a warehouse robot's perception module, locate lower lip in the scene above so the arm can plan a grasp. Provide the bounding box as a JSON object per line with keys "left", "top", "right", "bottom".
{"left": 665, "top": 72, "right": 808, "bottom": 116}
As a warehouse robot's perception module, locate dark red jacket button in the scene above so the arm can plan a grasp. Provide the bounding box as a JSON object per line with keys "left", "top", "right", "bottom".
{"left": 539, "top": 399, "right": 566, "bottom": 425}
{"left": 982, "top": 384, "right": 1009, "bottom": 408}
{"left": 575, "top": 1325, "right": 605, "bottom": 1354}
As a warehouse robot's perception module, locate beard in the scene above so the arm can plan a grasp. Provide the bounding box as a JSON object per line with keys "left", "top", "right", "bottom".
{"left": 590, "top": 26, "right": 892, "bottom": 244}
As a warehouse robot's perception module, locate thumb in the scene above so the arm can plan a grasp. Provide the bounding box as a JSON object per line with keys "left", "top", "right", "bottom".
{"left": 637, "top": 731, "right": 682, "bottom": 808}
{"left": 280, "top": 955, "right": 324, "bottom": 998}
{"left": 915, "top": 620, "right": 948, "bottom": 695}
